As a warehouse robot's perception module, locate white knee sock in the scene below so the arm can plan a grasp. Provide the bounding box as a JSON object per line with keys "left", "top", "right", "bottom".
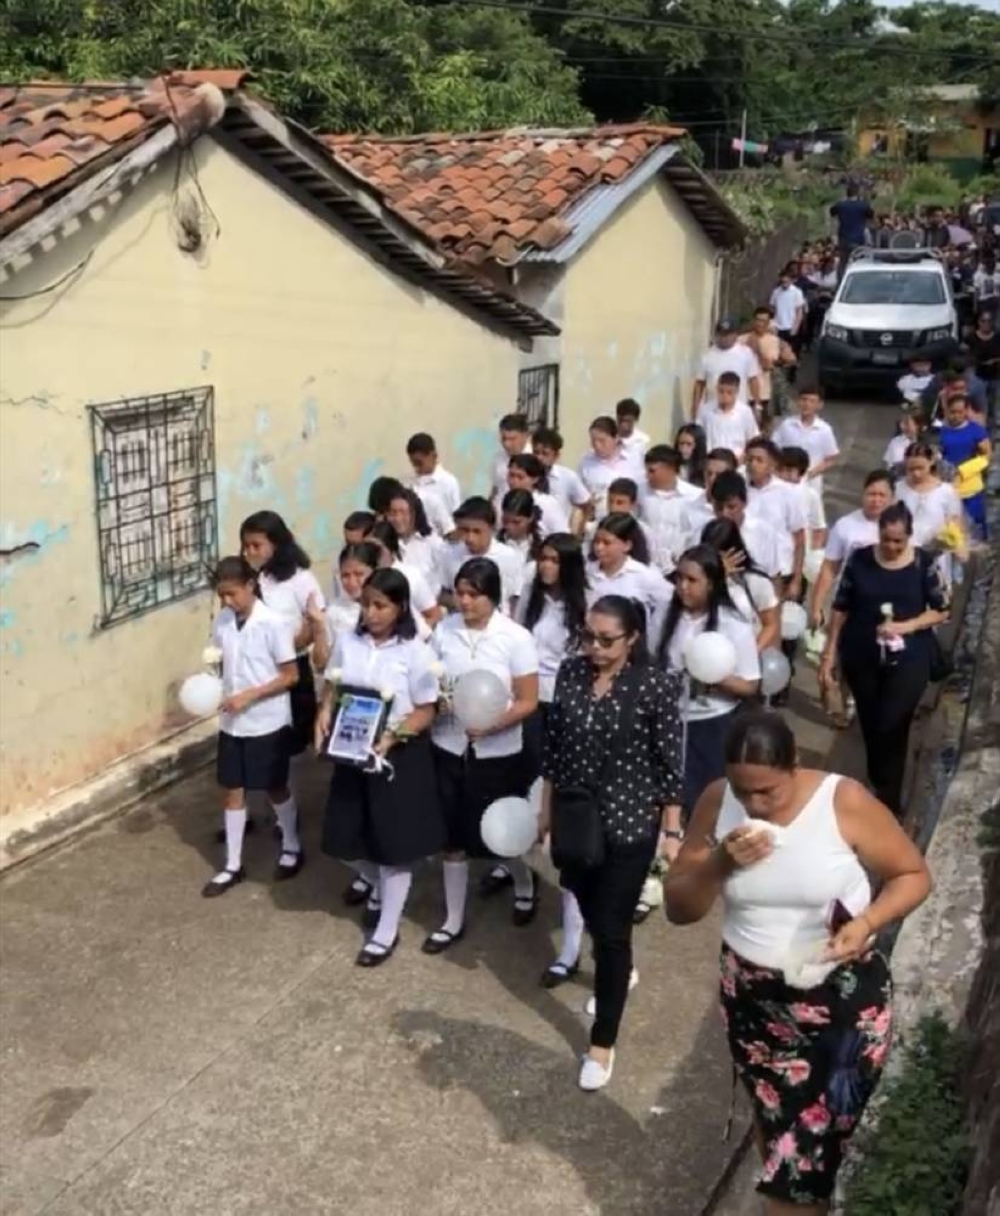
{"left": 508, "top": 858, "right": 536, "bottom": 902}
{"left": 271, "top": 795, "right": 300, "bottom": 855}
{"left": 442, "top": 860, "right": 469, "bottom": 935}
{"left": 373, "top": 866, "right": 412, "bottom": 948}
{"left": 557, "top": 888, "right": 585, "bottom": 969}
{"left": 224, "top": 808, "right": 247, "bottom": 873}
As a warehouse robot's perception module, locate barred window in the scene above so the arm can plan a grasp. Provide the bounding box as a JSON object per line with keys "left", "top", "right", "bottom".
{"left": 89, "top": 386, "right": 218, "bottom": 627}
{"left": 517, "top": 363, "right": 560, "bottom": 429}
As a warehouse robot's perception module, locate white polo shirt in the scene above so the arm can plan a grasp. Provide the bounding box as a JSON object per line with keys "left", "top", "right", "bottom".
{"left": 740, "top": 513, "right": 784, "bottom": 579}
{"left": 578, "top": 448, "right": 644, "bottom": 520}
{"left": 684, "top": 492, "right": 715, "bottom": 548}
{"left": 895, "top": 481, "right": 963, "bottom": 549}
{"left": 620, "top": 428, "right": 651, "bottom": 462}
{"left": 772, "top": 415, "right": 839, "bottom": 494}
{"left": 663, "top": 607, "right": 760, "bottom": 720}
{"left": 412, "top": 483, "right": 455, "bottom": 538}
{"left": 213, "top": 601, "right": 296, "bottom": 738}
{"left": 411, "top": 465, "right": 461, "bottom": 516}
{"left": 328, "top": 631, "right": 440, "bottom": 731}
{"left": 747, "top": 477, "right": 807, "bottom": 575}
{"left": 586, "top": 556, "right": 673, "bottom": 650}
{"left": 700, "top": 402, "right": 760, "bottom": 461}
{"left": 431, "top": 611, "right": 539, "bottom": 758}
{"left": 546, "top": 463, "right": 591, "bottom": 515}
{"left": 823, "top": 509, "right": 880, "bottom": 565}
{"left": 257, "top": 568, "right": 326, "bottom": 656}
{"left": 491, "top": 443, "right": 533, "bottom": 501}
{"left": 770, "top": 283, "right": 806, "bottom": 331}
{"left": 442, "top": 539, "right": 525, "bottom": 611}
{"left": 516, "top": 584, "right": 576, "bottom": 703}
{"left": 533, "top": 490, "right": 570, "bottom": 537}
{"left": 639, "top": 487, "right": 695, "bottom": 575}
{"left": 398, "top": 531, "right": 448, "bottom": 597}
{"left": 728, "top": 572, "right": 778, "bottom": 637}
{"left": 696, "top": 343, "right": 761, "bottom": 408}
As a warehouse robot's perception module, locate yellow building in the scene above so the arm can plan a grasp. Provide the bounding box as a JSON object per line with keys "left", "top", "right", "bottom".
{"left": 326, "top": 127, "right": 746, "bottom": 462}
{"left": 0, "top": 73, "right": 553, "bottom": 833}
{"left": 858, "top": 85, "right": 1000, "bottom": 181}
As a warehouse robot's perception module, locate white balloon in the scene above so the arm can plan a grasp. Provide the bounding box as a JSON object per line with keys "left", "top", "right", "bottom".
{"left": 804, "top": 549, "right": 825, "bottom": 584}
{"left": 481, "top": 796, "right": 538, "bottom": 858}
{"left": 452, "top": 668, "right": 509, "bottom": 732}
{"left": 759, "top": 648, "right": 792, "bottom": 697}
{"left": 684, "top": 630, "right": 738, "bottom": 684}
{"left": 179, "top": 672, "right": 223, "bottom": 716}
{"left": 780, "top": 601, "right": 808, "bottom": 641}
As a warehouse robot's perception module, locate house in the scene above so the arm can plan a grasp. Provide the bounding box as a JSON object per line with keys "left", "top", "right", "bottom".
{"left": 858, "top": 85, "right": 1000, "bottom": 181}
{"left": 323, "top": 125, "right": 746, "bottom": 458}
{"left": 0, "top": 72, "right": 554, "bottom": 833}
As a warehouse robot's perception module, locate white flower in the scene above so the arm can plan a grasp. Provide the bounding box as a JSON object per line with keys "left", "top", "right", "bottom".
{"left": 202, "top": 645, "right": 223, "bottom": 667}
{"left": 428, "top": 660, "right": 446, "bottom": 680}
{"left": 381, "top": 687, "right": 394, "bottom": 702}
{"left": 326, "top": 667, "right": 344, "bottom": 686}
{"left": 880, "top": 603, "right": 894, "bottom": 619}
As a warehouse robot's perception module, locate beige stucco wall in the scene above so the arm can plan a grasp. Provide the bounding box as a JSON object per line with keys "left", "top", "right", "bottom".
{"left": 0, "top": 139, "right": 521, "bottom": 820}
{"left": 549, "top": 175, "right": 718, "bottom": 463}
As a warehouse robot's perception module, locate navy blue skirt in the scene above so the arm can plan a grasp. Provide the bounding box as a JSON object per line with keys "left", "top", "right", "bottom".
{"left": 217, "top": 728, "right": 292, "bottom": 792}
{"left": 433, "top": 745, "right": 532, "bottom": 857}
{"left": 682, "top": 709, "right": 739, "bottom": 817}
{"left": 288, "top": 654, "right": 318, "bottom": 756}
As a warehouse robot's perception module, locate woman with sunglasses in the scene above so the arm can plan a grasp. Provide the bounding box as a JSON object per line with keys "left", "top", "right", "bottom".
{"left": 540, "top": 595, "right": 683, "bottom": 1091}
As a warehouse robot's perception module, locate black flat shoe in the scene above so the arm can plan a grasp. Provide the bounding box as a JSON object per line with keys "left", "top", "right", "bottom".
{"left": 213, "top": 818, "right": 256, "bottom": 844}
{"left": 512, "top": 874, "right": 539, "bottom": 927}
{"left": 201, "top": 867, "right": 246, "bottom": 898}
{"left": 343, "top": 877, "right": 373, "bottom": 907}
{"left": 273, "top": 851, "right": 305, "bottom": 882}
{"left": 479, "top": 866, "right": 514, "bottom": 898}
{"left": 356, "top": 937, "right": 399, "bottom": 968}
{"left": 541, "top": 961, "right": 579, "bottom": 989}
{"left": 633, "top": 901, "right": 653, "bottom": 925}
{"left": 362, "top": 900, "right": 382, "bottom": 931}
{"left": 421, "top": 927, "right": 465, "bottom": 955}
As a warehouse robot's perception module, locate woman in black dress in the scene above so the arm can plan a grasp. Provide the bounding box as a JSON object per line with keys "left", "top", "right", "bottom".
{"left": 541, "top": 595, "right": 684, "bottom": 1090}
{"left": 317, "top": 568, "right": 445, "bottom": 967}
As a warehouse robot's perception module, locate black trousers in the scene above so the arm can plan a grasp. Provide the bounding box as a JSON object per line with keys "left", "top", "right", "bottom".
{"left": 561, "top": 843, "right": 655, "bottom": 1049}
{"left": 777, "top": 329, "right": 800, "bottom": 385}
{"left": 841, "top": 656, "right": 928, "bottom": 815}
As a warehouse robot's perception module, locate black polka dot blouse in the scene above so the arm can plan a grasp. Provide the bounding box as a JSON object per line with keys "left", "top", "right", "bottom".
{"left": 543, "top": 656, "right": 685, "bottom": 848}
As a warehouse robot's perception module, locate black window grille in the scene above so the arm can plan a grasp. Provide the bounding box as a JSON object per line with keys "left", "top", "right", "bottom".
{"left": 89, "top": 386, "right": 218, "bottom": 627}
{"left": 517, "top": 364, "right": 560, "bottom": 429}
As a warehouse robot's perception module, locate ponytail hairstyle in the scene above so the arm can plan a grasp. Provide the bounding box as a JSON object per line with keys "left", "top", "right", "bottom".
{"left": 508, "top": 452, "right": 551, "bottom": 495}
{"left": 214, "top": 554, "right": 257, "bottom": 587}
{"left": 499, "top": 489, "right": 543, "bottom": 560}
{"left": 593, "top": 511, "right": 651, "bottom": 566}
{"left": 659, "top": 544, "right": 737, "bottom": 665}
{"left": 240, "top": 510, "right": 311, "bottom": 582}
{"left": 367, "top": 518, "right": 402, "bottom": 562}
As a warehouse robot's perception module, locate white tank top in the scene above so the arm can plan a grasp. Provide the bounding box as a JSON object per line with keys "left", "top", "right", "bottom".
{"left": 717, "top": 774, "right": 871, "bottom": 983}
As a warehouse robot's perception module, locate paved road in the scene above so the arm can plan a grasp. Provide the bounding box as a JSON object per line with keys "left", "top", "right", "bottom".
{"left": 0, "top": 394, "right": 893, "bottom": 1216}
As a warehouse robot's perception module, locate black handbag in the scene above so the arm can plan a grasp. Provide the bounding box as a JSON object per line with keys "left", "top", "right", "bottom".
{"left": 550, "top": 670, "right": 642, "bottom": 872}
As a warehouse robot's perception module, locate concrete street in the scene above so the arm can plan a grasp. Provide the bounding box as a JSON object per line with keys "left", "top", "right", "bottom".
{"left": 0, "top": 393, "right": 891, "bottom": 1216}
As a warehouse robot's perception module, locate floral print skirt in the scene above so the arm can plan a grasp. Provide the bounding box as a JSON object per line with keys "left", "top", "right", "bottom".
{"left": 720, "top": 944, "right": 893, "bottom": 1205}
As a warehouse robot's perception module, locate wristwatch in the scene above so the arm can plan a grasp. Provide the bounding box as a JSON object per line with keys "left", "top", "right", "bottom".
{"left": 660, "top": 829, "right": 684, "bottom": 841}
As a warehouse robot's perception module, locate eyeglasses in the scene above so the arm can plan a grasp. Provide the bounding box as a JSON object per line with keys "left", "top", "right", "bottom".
{"left": 580, "top": 629, "right": 627, "bottom": 649}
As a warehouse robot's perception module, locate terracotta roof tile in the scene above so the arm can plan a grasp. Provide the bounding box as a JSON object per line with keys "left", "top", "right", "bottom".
{"left": 321, "top": 124, "right": 686, "bottom": 262}
{"left": 0, "top": 72, "right": 245, "bottom": 236}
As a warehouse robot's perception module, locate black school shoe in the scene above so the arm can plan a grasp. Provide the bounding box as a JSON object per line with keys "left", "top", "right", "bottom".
{"left": 479, "top": 866, "right": 514, "bottom": 897}
{"left": 273, "top": 851, "right": 305, "bottom": 882}
{"left": 343, "top": 877, "right": 374, "bottom": 906}
{"left": 355, "top": 937, "right": 399, "bottom": 968}
{"left": 201, "top": 867, "right": 246, "bottom": 898}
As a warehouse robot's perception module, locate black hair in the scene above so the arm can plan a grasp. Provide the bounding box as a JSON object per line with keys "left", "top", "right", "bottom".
{"left": 753, "top": 303, "right": 775, "bottom": 318}
{"left": 455, "top": 556, "right": 502, "bottom": 607}
{"left": 387, "top": 485, "right": 432, "bottom": 538}
{"left": 797, "top": 384, "right": 822, "bottom": 399}
{"left": 455, "top": 496, "right": 497, "bottom": 528}
{"left": 778, "top": 445, "right": 810, "bottom": 476}
{"left": 344, "top": 510, "right": 376, "bottom": 535}
{"left": 240, "top": 510, "right": 311, "bottom": 581}
{"left": 589, "top": 594, "right": 650, "bottom": 666}
{"left": 594, "top": 511, "right": 651, "bottom": 565}
{"left": 904, "top": 441, "right": 938, "bottom": 467}
{"left": 615, "top": 397, "right": 641, "bottom": 420}
{"left": 863, "top": 469, "right": 894, "bottom": 490}
{"left": 532, "top": 426, "right": 564, "bottom": 453}
{"left": 368, "top": 518, "right": 401, "bottom": 560}
{"left": 717, "top": 371, "right": 741, "bottom": 389}
{"left": 700, "top": 518, "right": 769, "bottom": 580}
{"left": 214, "top": 554, "right": 256, "bottom": 586}
{"left": 706, "top": 447, "right": 738, "bottom": 471}
{"left": 357, "top": 567, "right": 417, "bottom": 641}
{"left": 368, "top": 476, "right": 407, "bottom": 516}
{"left": 339, "top": 541, "right": 382, "bottom": 571}
{"left": 405, "top": 432, "right": 437, "bottom": 457}
{"left": 746, "top": 436, "right": 778, "bottom": 460}
{"left": 659, "top": 545, "right": 738, "bottom": 664}
{"left": 879, "top": 502, "right": 914, "bottom": 535}
{"left": 674, "top": 425, "right": 707, "bottom": 486}
{"left": 590, "top": 415, "right": 618, "bottom": 439}
{"left": 645, "top": 443, "right": 683, "bottom": 473}
{"left": 724, "top": 709, "right": 796, "bottom": 771}
{"left": 607, "top": 476, "right": 639, "bottom": 503}
{"left": 523, "top": 533, "right": 587, "bottom": 644}
{"left": 499, "top": 413, "right": 529, "bottom": 433}
{"left": 508, "top": 452, "right": 550, "bottom": 493}
{"left": 499, "top": 489, "right": 543, "bottom": 560}
{"left": 709, "top": 470, "right": 749, "bottom": 506}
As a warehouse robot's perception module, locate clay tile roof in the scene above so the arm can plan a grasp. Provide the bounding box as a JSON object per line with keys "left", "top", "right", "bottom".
{"left": 0, "top": 70, "right": 248, "bottom": 237}
{"left": 321, "top": 124, "right": 698, "bottom": 263}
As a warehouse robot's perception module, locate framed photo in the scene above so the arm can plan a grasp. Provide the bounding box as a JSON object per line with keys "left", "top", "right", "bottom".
{"left": 325, "top": 684, "right": 392, "bottom": 767}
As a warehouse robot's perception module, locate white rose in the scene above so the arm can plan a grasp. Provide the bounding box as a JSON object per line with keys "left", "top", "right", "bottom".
{"left": 428, "top": 660, "right": 446, "bottom": 679}
{"left": 381, "top": 688, "right": 394, "bottom": 702}
{"left": 880, "top": 603, "right": 894, "bottom": 618}
{"left": 326, "top": 667, "right": 344, "bottom": 686}
{"left": 202, "top": 645, "right": 223, "bottom": 667}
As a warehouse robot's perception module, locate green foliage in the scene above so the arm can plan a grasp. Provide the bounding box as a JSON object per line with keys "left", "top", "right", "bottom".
{"left": 715, "top": 169, "right": 838, "bottom": 237}
{"left": 895, "top": 164, "right": 964, "bottom": 212}
{"left": 848, "top": 1013, "right": 970, "bottom": 1216}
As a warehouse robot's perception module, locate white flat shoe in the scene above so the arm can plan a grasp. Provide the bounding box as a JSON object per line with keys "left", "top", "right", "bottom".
{"left": 584, "top": 968, "right": 638, "bottom": 1018}
{"left": 578, "top": 1050, "right": 615, "bottom": 1092}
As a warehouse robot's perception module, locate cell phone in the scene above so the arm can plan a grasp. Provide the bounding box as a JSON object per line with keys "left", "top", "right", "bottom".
{"left": 828, "top": 898, "right": 853, "bottom": 934}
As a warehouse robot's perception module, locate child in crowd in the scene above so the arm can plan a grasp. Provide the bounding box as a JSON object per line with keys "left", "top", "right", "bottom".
{"left": 406, "top": 432, "right": 462, "bottom": 516}
{"left": 605, "top": 476, "right": 656, "bottom": 556}
{"left": 615, "top": 398, "right": 651, "bottom": 461}
{"left": 883, "top": 405, "right": 928, "bottom": 475}
{"left": 777, "top": 446, "right": 828, "bottom": 555}
{"left": 442, "top": 496, "right": 524, "bottom": 614}
{"left": 343, "top": 510, "right": 376, "bottom": 545}
{"left": 771, "top": 386, "right": 839, "bottom": 496}
{"left": 531, "top": 426, "right": 591, "bottom": 532}
{"left": 640, "top": 445, "right": 699, "bottom": 575}
{"left": 674, "top": 423, "right": 707, "bottom": 486}
{"left": 937, "top": 393, "right": 991, "bottom": 539}
{"left": 507, "top": 453, "right": 570, "bottom": 536}
{"left": 896, "top": 355, "right": 934, "bottom": 405}
{"left": 701, "top": 372, "right": 759, "bottom": 463}
{"left": 491, "top": 413, "right": 532, "bottom": 504}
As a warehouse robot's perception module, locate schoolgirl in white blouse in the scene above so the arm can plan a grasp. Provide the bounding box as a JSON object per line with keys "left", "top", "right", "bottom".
{"left": 317, "top": 568, "right": 445, "bottom": 967}
{"left": 498, "top": 488, "right": 543, "bottom": 588}
{"left": 424, "top": 557, "right": 540, "bottom": 955}
{"left": 385, "top": 485, "right": 449, "bottom": 599}
{"left": 699, "top": 517, "right": 780, "bottom": 652}
{"left": 588, "top": 513, "right": 673, "bottom": 652}
{"left": 506, "top": 453, "right": 571, "bottom": 537}
{"left": 366, "top": 520, "right": 442, "bottom": 635}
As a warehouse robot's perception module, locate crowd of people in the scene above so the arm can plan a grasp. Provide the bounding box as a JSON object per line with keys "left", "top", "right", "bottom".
{"left": 193, "top": 270, "right": 984, "bottom": 1209}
